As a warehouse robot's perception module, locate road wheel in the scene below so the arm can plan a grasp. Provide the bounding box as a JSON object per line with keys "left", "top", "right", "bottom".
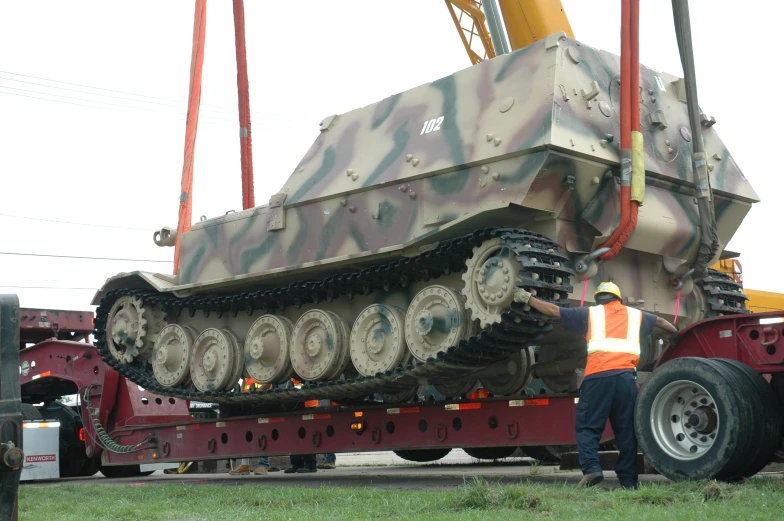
{"left": 462, "top": 447, "right": 517, "bottom": 460}
{"left": 393, "top": 449, "right": 451, "bottom": 463}
{"left": 635, "top": 357, "right": 756, "bottom": 481}
{"left": 713, "top": 359, "right": 783, "bottom": 477}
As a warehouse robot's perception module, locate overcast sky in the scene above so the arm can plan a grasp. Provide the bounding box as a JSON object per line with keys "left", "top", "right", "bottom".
{"left": 0, "top": 1, "right": 779, "bottom": 312}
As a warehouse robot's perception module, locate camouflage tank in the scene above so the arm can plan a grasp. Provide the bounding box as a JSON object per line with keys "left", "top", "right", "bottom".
{"left": 92, "top": 32, "right": 756, "bottom": 405}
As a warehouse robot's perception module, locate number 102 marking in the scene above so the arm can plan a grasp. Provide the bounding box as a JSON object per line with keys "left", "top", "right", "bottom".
{"left": 420, "top": 116, "right": 444, "bottom": 135}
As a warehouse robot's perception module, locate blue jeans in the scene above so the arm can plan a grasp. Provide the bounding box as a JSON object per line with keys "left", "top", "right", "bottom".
{"left": 240, "top": 457, "right": 269, "bottom": 467}
{"left": 575, "top": 370, "right": 638, "bottom": 487}
{"left": 322, "top": 453, "right": 335, "bottom": 464}
{"left": 290, "top": 454, "right": 316, "bottom": 469}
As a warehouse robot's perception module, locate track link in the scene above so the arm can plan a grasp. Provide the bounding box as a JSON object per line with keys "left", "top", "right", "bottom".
{"left": 93, "top": 228, "right": 574, "bottom": 404}
{"left": 697, "top": 268, "right": 749, "bottom": 315}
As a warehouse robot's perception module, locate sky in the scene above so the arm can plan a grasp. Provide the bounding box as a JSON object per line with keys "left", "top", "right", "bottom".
{"left": 0, "top": 0, "right": 780, "bottom": 313}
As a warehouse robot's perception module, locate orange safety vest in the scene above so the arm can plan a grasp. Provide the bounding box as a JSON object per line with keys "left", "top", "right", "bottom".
{"left": 584, "top": 301, "right": 642, "bottom": 377}
{"left": 242, "top": 378, "right": 272, "bottom": 392}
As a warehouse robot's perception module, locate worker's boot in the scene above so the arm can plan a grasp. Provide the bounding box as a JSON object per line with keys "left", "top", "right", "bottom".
{"left": 577, "top": 472, "right": 604, "bottom": 487}
{"left": 229, "top": 464, "right": 251, "bottom": 476}
{"left": 317, "top": 462, "right": 336, "bottom": 469}
{"left": 253, "top": 466, "right": 268, "bottom": 476}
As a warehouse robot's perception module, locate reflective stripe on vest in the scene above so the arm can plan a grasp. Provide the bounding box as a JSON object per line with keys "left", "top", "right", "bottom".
{"left": 586, "top": 305, "right": 642, "bottom": 356}
{"left": 583, "top": 303, "right": 642, "bottom": 377}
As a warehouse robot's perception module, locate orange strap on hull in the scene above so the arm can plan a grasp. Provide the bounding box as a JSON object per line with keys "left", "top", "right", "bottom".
{"left": 174, "top": 0, "right": 207, "bottom": 274}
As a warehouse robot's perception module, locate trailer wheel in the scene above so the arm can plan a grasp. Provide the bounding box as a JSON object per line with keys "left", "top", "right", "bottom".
{"left": 393, "top": 449, "right": 451, "bottom": 462}
{"left": 78, "top": 458, "right": 99, "bottom": 477}
{"left": 712, "top": 359, "right": 783, "bottom": 477}
{"left": 462, "top": 447, "right": 517, "bottom": 460}
{"left": 96, "top": 460, "right": 151, "bottom": 478}
{"left": 20, "top": 403, "right": 42, "bottom": 420}
{"left": 520, "top": 445, "right": 575, "bottom": 464}
{"left": 635, "top": 357, "right": 757, "bottom": 481}
{"left": 37, "top": 402, "right": 88, "bottom": 478}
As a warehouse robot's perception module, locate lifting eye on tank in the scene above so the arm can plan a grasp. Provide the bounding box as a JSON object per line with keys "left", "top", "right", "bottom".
{"left": 153, "top": 226, "right": 176, "bottom": 247}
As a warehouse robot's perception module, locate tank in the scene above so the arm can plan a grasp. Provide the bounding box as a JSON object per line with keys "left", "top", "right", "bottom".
{"left": 91, "top": 34, "right": 756, "bottom": 405}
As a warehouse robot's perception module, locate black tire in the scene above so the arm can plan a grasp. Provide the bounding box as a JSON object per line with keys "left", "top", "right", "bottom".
{"left": 462, "top": 447, "right": 517, "bottom": 460}
{"left": 521, "top": 445, "right": 575, "bottom": 464}
{"left": 37, "top": 402, "right": 87, "bottom": 478}
{"left": 713, "top": 359, "right": 783, "bottom": 477}
{"left": 78, "top": 458, "right": 99, "bottom": 477}
{"left": 393, "top": 449, "right": 452, "bottom": 463}
{"left": 96, "top": 460, "right": 145, "bottom": 479}
{"left": 20, "top": 403, "right": 42, "bottom": 420}
{"left": 635, "top": 357, "right": 757, "bottom": 481}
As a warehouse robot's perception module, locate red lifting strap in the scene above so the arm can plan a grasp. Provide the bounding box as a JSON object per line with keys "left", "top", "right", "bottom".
{"left": 233, "top": 0, "right": 255, "bottom": 210}
{"left": 174, "top": 0, "right": 207, "bottom": 275}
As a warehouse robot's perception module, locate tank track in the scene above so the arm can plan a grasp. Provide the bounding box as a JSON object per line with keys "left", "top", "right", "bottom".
{"left": 697, "top": 268, "right": 749, "bottom": 315}
{"left": 93, "top": 227, "right": 574, "bottom": 404}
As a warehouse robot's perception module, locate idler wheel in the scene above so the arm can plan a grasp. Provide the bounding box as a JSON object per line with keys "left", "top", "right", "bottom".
{"left": 190, "top": 328, "right": 242, "bottom": 392}
{"left": 461, "top": 237, "right": 523, "bottom": 329}
{"left": 244, "top": 315, "right": 295, "bottom": 384}
{"left": 350, "top": 304, "right": 410, "bottom": 377}
{"left": 291, "top": 310, "right": 350, "bottom": 381}
{"left": 152, "top": 324, "right": 198, "bottom": 387}
{"left": 405, "top": 285, "right": 471, "bottom": 362}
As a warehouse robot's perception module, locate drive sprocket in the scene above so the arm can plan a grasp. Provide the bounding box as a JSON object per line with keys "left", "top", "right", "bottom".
{"left": 462, "top": 238, "right": 524, "bottom": 329}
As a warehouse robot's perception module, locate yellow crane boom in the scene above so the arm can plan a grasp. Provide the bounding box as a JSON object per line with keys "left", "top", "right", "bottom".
{"left": 445, "top": 0, "right": 572, "bottom": 64}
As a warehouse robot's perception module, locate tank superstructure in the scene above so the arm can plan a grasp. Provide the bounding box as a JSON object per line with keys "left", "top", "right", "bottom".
{"left": 92, "top": 34, "right": 756, "bottom": 404}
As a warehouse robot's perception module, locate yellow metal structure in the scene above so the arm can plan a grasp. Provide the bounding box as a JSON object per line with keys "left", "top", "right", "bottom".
{"left": 446, "top": 0, "right": 573, "bottom": 65}
{"left": 711, "top": 260, "right": 784, "bottom": 313}
{"left": 497, "top": 0, "right": 573, "bottom": 49}
{"left": 444, "top": 1, "right": 496, "bottom": 64}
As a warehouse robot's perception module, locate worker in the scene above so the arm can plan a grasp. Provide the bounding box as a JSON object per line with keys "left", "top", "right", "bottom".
{"left": 514, "top": 281, "right": 677, "bottom": 489}
{"left": 285, "top": 454, "right": 317, "bottom": 473}
{"left": 229, "top": 456, "right": 271, "bottom": 476}
{"left": 318, "top": 453, "right": 336, "bottom": 470}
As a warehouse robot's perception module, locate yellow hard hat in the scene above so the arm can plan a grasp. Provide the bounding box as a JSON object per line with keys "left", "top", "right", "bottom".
{"left": 595, "top": 281, "right": 622, "bottom": 300}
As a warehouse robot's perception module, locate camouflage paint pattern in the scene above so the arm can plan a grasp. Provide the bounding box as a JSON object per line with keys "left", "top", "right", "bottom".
{"left": 94, "top": 35, "right": 758, "bottom": 326}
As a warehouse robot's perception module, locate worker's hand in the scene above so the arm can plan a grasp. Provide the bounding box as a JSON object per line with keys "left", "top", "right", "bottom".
{"left": 513, "top": 288, "right": 532, "bottom": 304}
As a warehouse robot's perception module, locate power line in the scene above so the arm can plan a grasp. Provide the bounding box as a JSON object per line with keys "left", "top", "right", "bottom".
{"left": 0, "top": 70, "right": 310, "bottom": 121}
{"left": 0, "top": 252, "right": 171, "bottom": 263}
{"left": 0, "top": 86, "right": 236, "bottom": 125}
{"left": 0, "top": 88, "right": 305, "bottom": 129}
{"left": 0, "top": 213, "right": 153, "bottom": 231}
{"left": 0, "top": 74, "right": 306, "bottom": 124}
{"left": 0, "top": 89, "right": 233, "bottom": 127}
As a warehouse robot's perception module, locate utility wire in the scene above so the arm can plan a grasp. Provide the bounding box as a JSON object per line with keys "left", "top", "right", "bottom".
{"left": 0, "top": 213, "right": 153, "bottom": 231}
{"left": 0, "top": 70, "right": 310, "bottom": 121}
{"left": 0, "top": 87, "right": 237, "bottom": 126}
{"left": 0, "top": 89, "right": 234, "bottom": 127}
{"left": 0, "top": 252, "right": 171, "bottom": 263}
{"left": 0, "top": 88, "right": 305, "bottom": 129}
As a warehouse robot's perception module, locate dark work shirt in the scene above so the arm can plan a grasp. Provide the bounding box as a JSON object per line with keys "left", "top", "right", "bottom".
{"left": 560, "top": 305, "right": 657, "bottom": 381}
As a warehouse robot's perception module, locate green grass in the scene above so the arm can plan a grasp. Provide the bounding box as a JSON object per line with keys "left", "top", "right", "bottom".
{"left": 19, "top": 477, "right": 784, "bottom": 521}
